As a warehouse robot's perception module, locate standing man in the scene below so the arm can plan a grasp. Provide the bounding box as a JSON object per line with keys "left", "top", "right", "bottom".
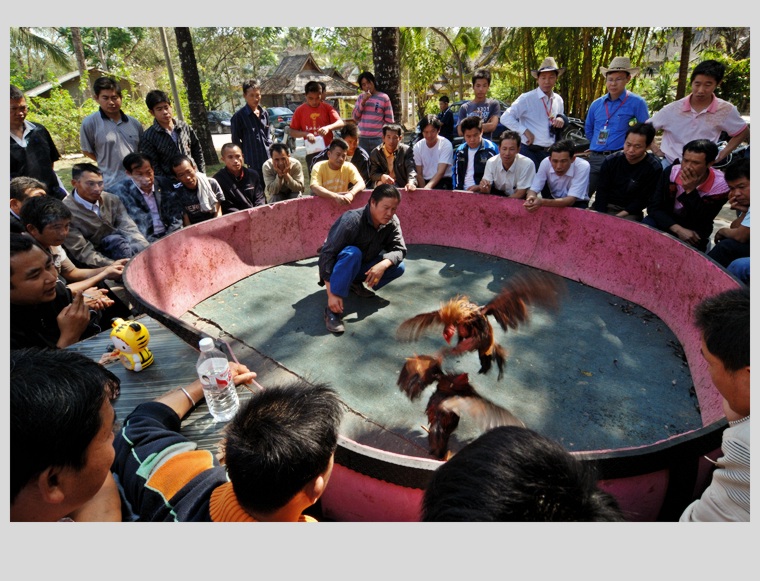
{"left": 63, "top": 163, "right": 149, "bottom": 267}
{"left": 479, "top": 130, "right": 536, "bottom": 198}
{"left": 502, "top": 58, "right": 566, "bottom": 170}
{"left": 591, "top": 122, "right": 662, "bottom": 221}
{"left": 456, "top": 68, "right": 501, "bottom": 141}
{"left": 413, "top": 115, "right": 453, "bottom": 190}
{"left": 318, "top": 184, "right": 407, "bottom": 333}
{"left": 452, "top": 116, "right": 499, "bottom": 192}
{"left": 80, "top": 76, "right": 144, "bottom": 191}
{"left": 437, "top": 95, "right": 455, "bottom": 143}
{"left": 213, "top": 143, "right": 266, "bottom": 210}
{"left": 649, "top": 60, "right": 749, "bottom": 170}
{"left": 352, "top": 71, "right": 394, "bottom": 153}
{"left": 111, "top": 152, "right": 183, "bottom": 242}
{"left": 260, "top": 143, "right": 305, "bottom": 204}
{"left": 230, "top": 79, "right": 271, "bottom": 180}
{"left": 523, "top": 140, "right": 590, "bottom": 212}
{"left": 138, "top": 89, "right": 205, "bottom": 178}
{"left": 584, "top": 57, "right": 650, "bottom": 199}
{"left": 289, "top": 81, "right": 344, "bottom": 171}
{"left": 644, "top": 139, "right": 729, "bottom": 252}
{"left": 310, "top": 138, "right": 366, "bottom": 206}
{"left": 680, "top": 288, "right": 749, "bottom": 522}
{"left": 369, "top": 124, "right": 417, "bottom": 192}
{"left": 10, "top": 85, "right": 66, "bottom": 199}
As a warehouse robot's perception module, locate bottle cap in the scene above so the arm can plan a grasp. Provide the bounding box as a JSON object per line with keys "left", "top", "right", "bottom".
{"left": 199, "top": 337, "right": 215, "bottom": 351}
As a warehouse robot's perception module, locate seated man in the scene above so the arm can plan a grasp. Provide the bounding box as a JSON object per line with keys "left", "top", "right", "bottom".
{"left": 62, "top": 163, "right": 149, "bottom": 267}
{"left": 309, "top": 120, "right": 371, "bottom": 188}
{"left": 171, "top": 155, "right": 224, "bottom": 224}
{"left": 523, "top": 140, "right": 590, "bottom": 212}
{"left": 113, "top": 369, "right": 344, "bottom": 522}
{"left": 138, "top": 89, "right": 205, "bottom": 177}
{"left": 708, "top": 158, "right": 750, "bottom": 268}
{"left": 212, "top": 143, "right": 265, "bottom": 211}
{"left": 644, "top": 139, "right": 729, "bottom": 252}
{"left": 10, "top": 233, "right": 99, "bottom": 349}
{"left": 260, "top": 143, "right": 304, "bottom": 204}
{"left": 421, "top": 426, "right": 624, "bottom": 521}
{"left": 310, "top": 138, "right": 366, "bottom": 206}
{"left": 369, "top": 123, "right": 417, "bottom": 192}
{"left": 318, "top": 184, "right": 406, "bottom": 334}
{"left": 10, "top": 176, "right": 47, "bottom": 233}
{"left": 452, "top": 115, "right": 499, "bottom": 192}
{"left": 591, "top": 122, "right": 662, "bottom": 221}
{"left": 111, "top": 152, "right": 183, "bottom": 242}
{"left": 479, "top": 129, "right": 536, "bottom": 198}
{"left": 413, "top": 115, "right": 453, "bottom": 190}
{"left": 11, "top": 348, "right": 123, "bottom": 521}
{"left": 20, "top": 195, "right": 125, "bottom": 314}
{"left": 680, "top": 288, "right": 749, "bottom": 521}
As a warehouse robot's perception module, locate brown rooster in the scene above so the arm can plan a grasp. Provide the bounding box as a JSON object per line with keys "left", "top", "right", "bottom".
{"left": 396, "top": 271, "right": 565, "bottom": 381}
{"left": 397, "top": 354, "right": 525, "bottom": 459}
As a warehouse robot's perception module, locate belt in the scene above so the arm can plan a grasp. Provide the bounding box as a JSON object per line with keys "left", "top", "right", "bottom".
{"left": 526, "top": 144, "right": 551, "bottom": 152}
{"left": 591, "top": 149, "right": 621, "bottom": 156}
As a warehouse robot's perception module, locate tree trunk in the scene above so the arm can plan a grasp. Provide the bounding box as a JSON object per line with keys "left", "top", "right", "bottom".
{"left": 174, "top": 27, "right": 218, "bottom": 166}
{"left": 372, "top": 27, "right": 402, "bottom": 127}
{"left": 676, "top": 27, "right": 693, "bottom": 100}
{"left": 70, "top": 27, "right": 89, "bottom": 100}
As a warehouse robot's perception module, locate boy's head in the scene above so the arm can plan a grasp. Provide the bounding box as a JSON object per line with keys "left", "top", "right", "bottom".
{"left": 221, "top": 143, "right": 245, "bottom": 175}
{"left": 10, "top": 176, "right": 47, "bottom": 215}
{"left": 339, "top": 120, "right": 360, "bottom": 155}
{"left": 145, "top": 89, "right": 173, "bottom": 126}
{"left": 461, "top": 115, "right": 484, "bottom": 149}
{"left": 304, "top": 80, "right": 323, "bottom": 108}
{"left": 223, "top": 381, "right": 343, "bottom": 517}
{"left": 471, "top": 68, "right": 491, "bottom": 100}
{"left": 20, "top": 195, "right": 72, "bottom": 249}
{"left": 724, "top": 158, "right": 750, "bottom": 208}
{"left": 695, "top": 288, "right": 749, "bottom": 417}
{"left": 11, "top": 347, "right": 120, "bottom": 521}
{"left": 422, "top": 426, "right": 625, "bottom": 522}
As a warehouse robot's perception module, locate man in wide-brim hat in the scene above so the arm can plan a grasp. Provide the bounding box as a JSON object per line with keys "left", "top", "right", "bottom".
{"left": 502, "top": 57, "right": 567, "bottom": 171}
{"left": 583, "top": 55, "right": 651, "bottom": 199}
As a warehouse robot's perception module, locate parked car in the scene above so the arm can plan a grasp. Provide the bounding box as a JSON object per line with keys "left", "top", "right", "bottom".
{"left": 267, "top": 106, "right": 295, "bottom": 149}
{"left": 207, "top": 110, "right": 232, "bottom": 134}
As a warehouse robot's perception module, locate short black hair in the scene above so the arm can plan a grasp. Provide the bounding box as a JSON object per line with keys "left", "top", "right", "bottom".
{"left": 20, "top": 194, "right": 71, "bottom": 232}
{"left": 340, "top": 120, "right": 360, "bottom": 140}
{"left": 497, "top": 129, "right": 522, "bottom": 148}
{"left": 548, "top": 139, "right": 576, "bottom": 157}
{"left": 10, "top": 84, "right": 25, "bottom": 101}
{"left": 419, "top": 114, "right": 442, "bottom": 132}
{"left": 270, "top": 142, "right": 290, "bottom": 156}
{"left": 71, "top": 162, "right": 103, "bottom": 181}
{"left": 691, "top": 59, "right": 725, "bottom": 84}
{"left": 460, "top": 115, "right": 483, "bottom": 133}
{"left": 472, "top": 68, "right": 492, "bottom": 86}
{"left": 357, "top": 71, "right": 377, "bottom": 88}
{"left": 123, "top": 152, "right": 154, "bottom": 172}
{"left": 170, "top": 154, "right": 195, "bottom": 171}
{"left": 145, "top": 89, "right": 170, "bottom": 111}
{"left": 304, "top": 81, "right": 322, "bottom": 95}
{"left": 723, "top": 157, "right": 750, "bottom": 183}
{"left": 439, "top": 95, "right": 450, "bottom": 103}
{"left": 682, "top": 139, "right": 719, "bottom": 165}
{"left": 382, "top": 124, "right": 403, "bottom": 137}
{"left": 370, "top": 183, "right": 401, "bottom": 205}
{"left": 220, "top": 143, "right": 241, "bottom": 157}
{"left": 10, "top": 176, "right": 47, "bottom": 201}
{"left": 93, "top": 76, "right": 121, "bottom": 97}
{"left": 625, "top": 122, "right": 656, "bottom": 146}
{"left": 242, "top": 79, "right": 261, "bottom": 94}
{"left": 694, "top": 288, "right": 749, "bottom": 372}
{"left": 329, "top": 137, "right": 349, "bottom": 153}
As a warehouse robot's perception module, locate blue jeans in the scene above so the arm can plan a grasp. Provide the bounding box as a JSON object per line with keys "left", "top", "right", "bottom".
{"left": 328, "top": 245, "right": 405, "bottom": 297}
{"left": 728, "top": 257, "right": 750, "bottom": 285}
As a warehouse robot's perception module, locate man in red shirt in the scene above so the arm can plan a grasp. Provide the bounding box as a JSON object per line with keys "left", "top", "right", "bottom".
{"left": 289, "top": 81, "right": 344, "bottom": 172}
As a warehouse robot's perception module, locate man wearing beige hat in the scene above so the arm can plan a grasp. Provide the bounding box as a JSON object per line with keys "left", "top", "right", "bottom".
{"left": 584, "top": 56, "right": 650, "bottom": 199}
{"left": 501, "top": 57, "right": 566, "bottom": 171}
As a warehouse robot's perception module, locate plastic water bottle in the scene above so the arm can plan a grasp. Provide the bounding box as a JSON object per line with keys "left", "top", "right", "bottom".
{"left": 196, "top": 337, "right": 239, "bottom": 422}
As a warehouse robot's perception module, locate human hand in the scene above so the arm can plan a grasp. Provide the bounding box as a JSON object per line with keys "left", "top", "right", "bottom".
{"left": 335, "top": 193, "right": 353, "bottom": 205}
{"left": 672, "top": 225, "right": 700, "bottom": 246}
{"left": 306, "top": 134, "right": 316, "bottom": 143}
{"left": 317, "top": 127, "right": 329, "bottom": 136}
{"left": 56, "top": 291, "right": 92, "bottom": 347}
{"left": 551, "top": 117, "right": 565, "bottom": 128}
{"left": 327, "top": 294, "right": 344, "bottom": 314}
{"left": 380, "top": 174, "right": 395, "bottom": 185}
{"left": 524, "top": 129, "right": 535, "bottom": 146}
{"left": 404, "top": 181, "right": 416, "bottom": 192}
{"left": 229, "top": 361, "right": 257, "bottom": 386}
{"left": 105, "top": 263, "right": 125, "bottom": 281}
{"left": 467, "top": 184, "right": 480, "bottom": 192}
{"left": 364, "top": 263, "right": 388, "bottom": 288}
{"left": 523, "top": 194, "right": 541, "bottom": 213}
{"left": 679, "top": 166, "right": 701, "bottom": 193}
{"left": 82, "top": 287, "right": 114, "bottom": 310}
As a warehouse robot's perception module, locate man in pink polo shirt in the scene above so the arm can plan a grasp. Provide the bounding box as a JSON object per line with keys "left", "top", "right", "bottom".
{"left": 649, "top": 60, "right": 748, "bottom": 170}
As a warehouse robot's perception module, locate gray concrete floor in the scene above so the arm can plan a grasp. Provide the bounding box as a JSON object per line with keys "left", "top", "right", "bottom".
{"left": 181, "top": 244, "right": 702, "bottom": 459}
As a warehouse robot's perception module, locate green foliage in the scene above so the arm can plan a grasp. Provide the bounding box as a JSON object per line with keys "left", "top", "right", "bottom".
{"left": 638, "top": 60, "right": 679, "bottom": 113}
{"left": 27, "top": 86, "right": 95, "bottom": 155}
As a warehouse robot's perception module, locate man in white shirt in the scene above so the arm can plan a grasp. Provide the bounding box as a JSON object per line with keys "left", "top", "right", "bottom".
{"left": 479, "top": 130, "right": 536, "bottom": 198}
{"left": 524, "top": 140, "right": 590, "bottom": 212}
{"left": 502, "top": 57, "right": 566, "bottom": 170}
{"left": 413, "top": 115, "right": 453, "bottom": 190}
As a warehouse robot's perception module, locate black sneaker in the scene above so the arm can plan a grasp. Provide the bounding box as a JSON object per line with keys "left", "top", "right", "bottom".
{"left": 324, "top": 307, "right": 345, "bottom": 333}
{"left": 350, "top": 282, "right": 376, "bottom": 298}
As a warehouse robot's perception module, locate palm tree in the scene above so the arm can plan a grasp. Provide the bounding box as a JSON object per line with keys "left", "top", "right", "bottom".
{"left": 10, "top": 27, "right": 71, "bottom": 71}
{"left": 372, "top": 27, "right": 401, "bottom": 123}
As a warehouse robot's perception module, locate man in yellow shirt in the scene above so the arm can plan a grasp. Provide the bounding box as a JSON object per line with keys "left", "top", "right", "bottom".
{"left": 310, "top": 138, "right": 366, "bottom": 206}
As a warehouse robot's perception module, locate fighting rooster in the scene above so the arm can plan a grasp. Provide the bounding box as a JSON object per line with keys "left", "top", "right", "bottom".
{"left": 396, "top": 271, "right": 565, "bottom": 381}
{"left": 397, "top": 354, "right": 525, "bottom": 459}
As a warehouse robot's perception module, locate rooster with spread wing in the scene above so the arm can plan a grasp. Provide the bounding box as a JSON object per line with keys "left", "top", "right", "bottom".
{"left": 396, "top": 271, "right": 565, "bottom": 381}
{"left": 397, "top": 354, "right": 525, "bottom": 459}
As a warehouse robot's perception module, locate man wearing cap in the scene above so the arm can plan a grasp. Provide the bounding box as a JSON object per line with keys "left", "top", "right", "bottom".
{"left": 437, "top": 96, "right": 455, "bottom": 143}
{"left": 501, "top": 57, "right": 566, "bottom": 171}
{"left": 584, "top": 56, "right": 650, "bottom": 199}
